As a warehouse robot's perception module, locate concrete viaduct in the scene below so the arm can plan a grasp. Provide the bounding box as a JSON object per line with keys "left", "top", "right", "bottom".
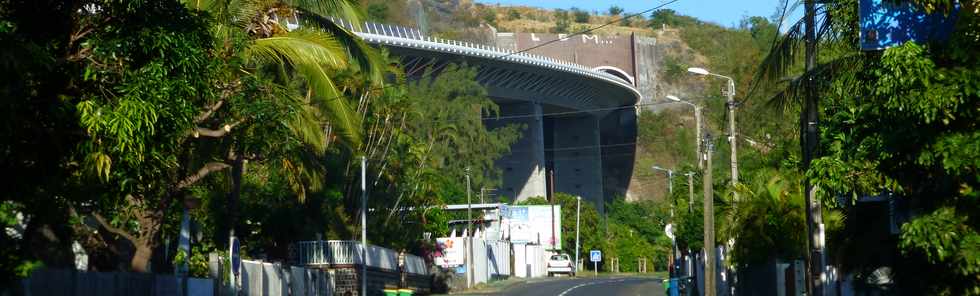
{"left": 333, "top": 19, "right": 642, "bottom": 214}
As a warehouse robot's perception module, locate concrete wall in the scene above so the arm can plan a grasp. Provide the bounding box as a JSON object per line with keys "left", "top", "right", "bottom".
{"left": 498, "top": 32, "right": 636, "bottom": 82}
{"left": 600, "top": 109, "right": 637, "bottom": 202}
{"left": 549, "top": 115, "right": 605, "bottom": 215}
{"left": 633, "top": 36, "right": 660, "bottom": 107}
{"left": 487, "top": 102, "right": 547, "bottom": 201}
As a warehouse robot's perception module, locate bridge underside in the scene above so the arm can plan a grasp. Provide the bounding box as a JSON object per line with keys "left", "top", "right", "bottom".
{"left": 388, "top": 47, "right": 637, "bottom": 214}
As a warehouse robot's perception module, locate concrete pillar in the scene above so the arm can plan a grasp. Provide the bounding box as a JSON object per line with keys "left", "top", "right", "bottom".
{"left": 487, "top": 102, "right": 547, "bottom": 201}
{"left": 550, "top": 115, "right": 604, "bottom": 215}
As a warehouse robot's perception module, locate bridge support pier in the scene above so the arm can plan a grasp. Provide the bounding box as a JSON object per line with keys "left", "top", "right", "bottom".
{"left": 488, "top": 102, "right": 547, "bottom": 202}
{"left": 550, "top": 115, "right": 605, "bottom": 215}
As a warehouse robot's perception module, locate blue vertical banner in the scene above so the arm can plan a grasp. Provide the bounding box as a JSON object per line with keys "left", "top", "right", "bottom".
{"left": 859, "top": 0, "right": 959, "bottom": 50}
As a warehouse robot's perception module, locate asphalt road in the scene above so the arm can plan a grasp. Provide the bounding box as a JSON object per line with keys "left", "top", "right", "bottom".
{"left": 490, "top": 276, "right": 667, "bottom": 296}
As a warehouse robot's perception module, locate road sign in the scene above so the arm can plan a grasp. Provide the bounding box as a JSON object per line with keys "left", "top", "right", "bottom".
{"left": 590, "top": 250, "right": 602, "bottom": 262}
{"left": 859, "top": 0, "right": 958, "bottom": 50}
{"left": 665, "top": 223, "right": 675, "bottom": 240}
{"left": 230, "top": 236, "right": 241, "bottom": 275}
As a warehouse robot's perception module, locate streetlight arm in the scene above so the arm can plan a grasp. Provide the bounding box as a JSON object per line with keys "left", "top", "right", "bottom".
{"left": 705, "top": 72, "right": 734, "bottom": 82}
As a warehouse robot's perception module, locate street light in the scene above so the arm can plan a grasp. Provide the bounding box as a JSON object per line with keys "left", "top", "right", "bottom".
{"left": 686, "top": 67, "right": 710, "bottom": 75}
{"left": 688, "top": 67, "right": 740, "bottom": 202}
{"left": 652, "top": 165, "right": 674, "bottom": 198}
{"left": 666, "top": 95, "right": 703, "bottom": 169}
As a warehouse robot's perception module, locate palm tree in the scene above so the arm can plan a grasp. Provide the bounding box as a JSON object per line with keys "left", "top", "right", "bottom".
{"left": 719, "top": 172, "right": 807, "bottom": 266}
{"left": 185, "top": 0, "right": 384, "bottom": 149}
{"left": 179, "top": 0, "right": 386, "bottom": 248}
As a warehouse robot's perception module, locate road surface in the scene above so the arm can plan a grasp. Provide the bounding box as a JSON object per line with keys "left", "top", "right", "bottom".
{"left": 490, "top": 276, "right": 666, "bottom": 296}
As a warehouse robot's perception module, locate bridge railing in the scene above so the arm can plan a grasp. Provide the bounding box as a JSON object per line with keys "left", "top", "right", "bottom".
{"left": 325, "top": 18, "right": 632, "bottom": 86}
{"left": 290, "top": 240, "right": 429, "bottom": 275}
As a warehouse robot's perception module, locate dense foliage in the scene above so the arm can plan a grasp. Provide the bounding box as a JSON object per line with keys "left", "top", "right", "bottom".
{"left": 753, "top": 0, "right": 979, "bottom": 293}
{"left": 0, "top": 0, "right": 520, "bottom": 286}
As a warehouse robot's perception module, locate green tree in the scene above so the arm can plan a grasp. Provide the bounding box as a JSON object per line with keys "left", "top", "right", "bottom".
{"left": 366, "top": 3, "right": 389, "bottom": 22}
{"left": 722, "top": 171, "right": 807, "bottom": 266}
{"left": 752, "top": 0, "right": 979, "bottom": 293}
{"left": 59, "top": 0, "right": 384, "bottom": 272}
{"left": 648, "top": 9, "right": 697, "bottom": 28}
{"left": 480, "top": 8, "right": 497, "bottom": 27}
{"left": 507, "top": 9, "right": 521, "bottom": 21}
{"left": 810, "top": 40, "right": 980, "bottom": 294}
{"left": 571, "top": 7, "right": 590, "bottom": 23}
{"left": 608, "top": 6, "right": 624, "bottom": 16}
{"left": 552, "top": 9, "right": 571, "bottom": 33}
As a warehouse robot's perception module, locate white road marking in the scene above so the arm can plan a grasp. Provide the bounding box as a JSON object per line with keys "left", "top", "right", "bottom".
{"left": 557, "top": 279, "right": 632, "bottom": 296}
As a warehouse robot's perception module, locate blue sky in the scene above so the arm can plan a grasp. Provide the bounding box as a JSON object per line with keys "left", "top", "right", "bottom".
{"left": 474, "top": 0, "right": 802, "bottom": 28}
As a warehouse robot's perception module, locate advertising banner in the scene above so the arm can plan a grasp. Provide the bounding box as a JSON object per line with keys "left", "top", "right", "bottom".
{"left": 435, "top": 237, "right": 465, "bottom": 267}
{"left": 506, "top": 205, "right": 561, "bottom": 249}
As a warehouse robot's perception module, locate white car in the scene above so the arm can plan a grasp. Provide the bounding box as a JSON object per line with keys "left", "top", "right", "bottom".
{"left": 547, "top": 254, "right": 575, "bottom": 277}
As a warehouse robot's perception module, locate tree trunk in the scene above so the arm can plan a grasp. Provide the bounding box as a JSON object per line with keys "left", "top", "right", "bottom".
{"left": 228, "top": 154, "right": 245, "bottom": 241}
{"left": 130, "top": 207, "right": 163, "bottom": 272}
{"left": 130, "top": 243, "right": 153, "bottom": 272}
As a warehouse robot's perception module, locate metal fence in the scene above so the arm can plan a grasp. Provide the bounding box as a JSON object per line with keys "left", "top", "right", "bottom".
{"left": 240, "top": 260, "right": 333, "bottom": 296}
{"left": 20, "top": 268, "right": 214, "bottom": 296}
{"left": 291, "top": 240, "right": 429, "bottom": 275}
{"left": 513, "top": 244, "right": 548, "bottom": 278}
{"left": 485, "top": 240, "right": 511, "bottom": 278}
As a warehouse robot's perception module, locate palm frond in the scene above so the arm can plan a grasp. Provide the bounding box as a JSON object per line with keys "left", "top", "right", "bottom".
{"left": 296, "top": 60, "right": 362, "bottom": 148}
{"left": 301, "top": 12, "right": 386, "bottom": 85}
{"left": 765, "top": 53, "right": 865, "bottom": 113}
{"left": 757, "top": 13, "right": 807, "bottom": 86}
{"left": 285, "top": 94, "right": 328, "bottom": 153}
{"left": 245, "top": 30, "right": 362, "bottom": 148}
{"left": 747, "top": 5, "right": 829, "bottom": 101}
{"left": 247, "top": 29, "right": 349, "bottom": 68}
{"left": 279, "top": 150, "right": 326, "bottom": 203}
{"left": 287, "top": 0, "right": 364, "bottom": 27}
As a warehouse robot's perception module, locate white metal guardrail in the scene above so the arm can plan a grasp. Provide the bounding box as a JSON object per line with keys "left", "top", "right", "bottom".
{"left": 291, "top": 240, "right": 429, "bottom": 275}
{"left": 326, "top": 18, "right": 640, "bottom": 95}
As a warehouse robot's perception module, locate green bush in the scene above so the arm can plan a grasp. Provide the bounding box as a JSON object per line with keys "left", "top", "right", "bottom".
{"left": 571, "top": 7, "right": 590, "bottom": 23}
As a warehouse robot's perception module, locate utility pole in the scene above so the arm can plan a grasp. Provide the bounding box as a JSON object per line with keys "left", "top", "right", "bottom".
{"left": 695, "top": 106, "right": 703, "bottom": 169}
{"left": 685, "top": 69, "right": 738, "bottom": 201}
{"left": 726, "top": 78, "right": 739, "bottom": 203}
{"left": 549, "top": 170, "right": 556, "bottom": 250}
{"left": 687, "top": 172, "right": 695, "bottom": 213}
{"left": 360, "top": 156, "right": 368, "bottom": 296}
{"left": 703, "top": 133, "right": 715, "bottom": 296}
{"left": 575, "top": 196, "right": 581, "bottom": 275}
{"left": 803, "top": 1, "right": 825, "bottom": 295}
{"left": 465, "top": 167, "right": 473, "bottom": 289}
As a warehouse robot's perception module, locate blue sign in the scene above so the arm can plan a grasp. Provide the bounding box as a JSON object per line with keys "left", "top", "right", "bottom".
{"left": 590, "top": 250, "right": 602, "bottom": 262}
{"left": 508, "top": 207, "right": 528, "bottom": 221}
{"left": 859, "top": 0, "right": 958, "bottom": 50}
{"left": 230, "top": 237, "right": 241, "bottom": 276}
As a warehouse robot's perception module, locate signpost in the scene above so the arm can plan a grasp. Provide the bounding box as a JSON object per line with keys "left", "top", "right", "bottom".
{"left": 590, "top": 250, "right": 602, "bottom": 278}
{"left": 229, "top": 236, "right": 240, "bottom": 292}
